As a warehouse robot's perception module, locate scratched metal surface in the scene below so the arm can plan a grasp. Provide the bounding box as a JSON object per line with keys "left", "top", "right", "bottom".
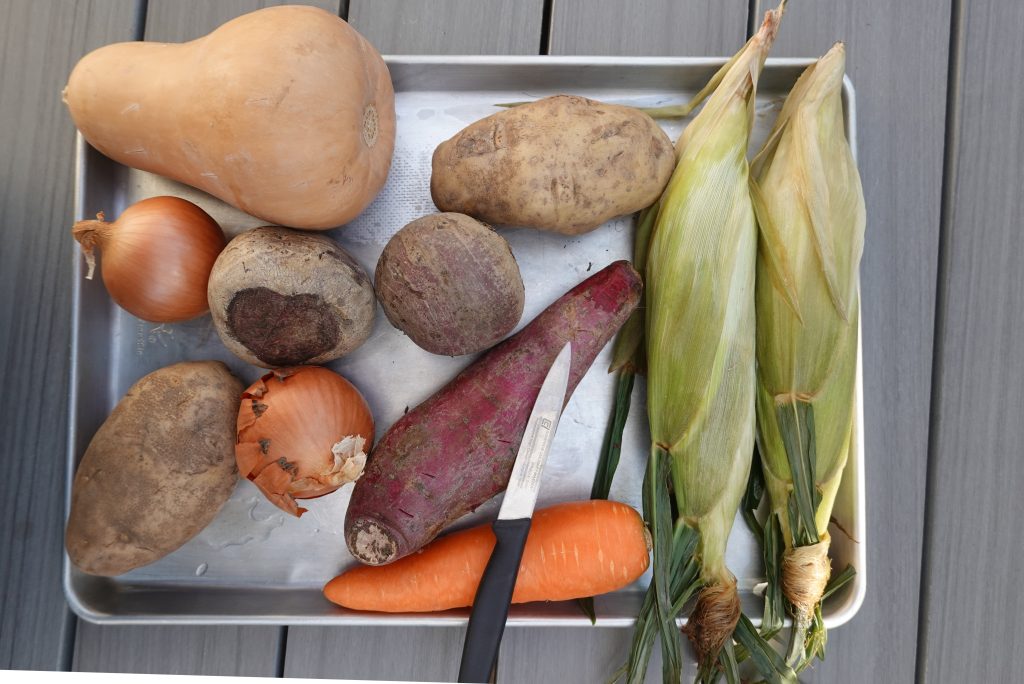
{"left": 65, "top": 56, "right": 864, "bottom": 628}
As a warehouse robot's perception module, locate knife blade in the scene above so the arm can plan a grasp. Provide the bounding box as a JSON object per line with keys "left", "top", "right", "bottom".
{"left": 457, "top": 342, "right": 572, "bottom": 683}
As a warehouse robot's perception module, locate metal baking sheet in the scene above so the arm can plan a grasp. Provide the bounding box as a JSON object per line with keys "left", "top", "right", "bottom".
{"left": 66, "top": 56, "right": 866, "bottom": 627}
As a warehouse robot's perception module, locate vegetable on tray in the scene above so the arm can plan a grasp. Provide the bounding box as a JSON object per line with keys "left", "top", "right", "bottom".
{"left": 375, "top": 212, "right": 524, "bottom": 356}
{"left": 431, "top": 95, "right": 675, "bottom": 235}
{"left": 59, "top": 1, "right": 864, "bottom": 662}
{"left": 621, "top": 6, "right": 786, "bottom": 682}
{"left": 236, "top": 366, "right": 375, "bottom": 517}
{"left": 326, "top": 500, "right": 649, "bottom": 612}
{"left": 750, "top": 42, "right": 864, "bottom": 670}
{"left": 63, "top": 5, "right": 395, "bottom": 230}
{"left": 72, "top": 196, "right": 226, "bottom": 323}
{"left": 344, "top": 260, "right": 643, "bottom": 566}
{"left": 66, "top": 361, "right": 242, "bottom": 576}
{"left": 207, "top": 226, "right": 376, "bottom": 368}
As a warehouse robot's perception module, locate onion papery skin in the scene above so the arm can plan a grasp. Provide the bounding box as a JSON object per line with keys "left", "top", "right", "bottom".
{"left": 236, "top": 366, "right": 375, "bottom": 516}
{"left": 72, "top": 196, "right": 226, "bottom": 323}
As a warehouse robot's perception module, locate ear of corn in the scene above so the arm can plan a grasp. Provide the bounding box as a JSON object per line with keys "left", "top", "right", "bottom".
{"left": 616, "top": 6, "right": 786, "bottom": 681}
{"left": 646, "top": 80, "right": 757, "bottom": 587}
{"left": 646, "top": 67, "right": 758, "bottom": 679}
{"left": 751, "top": 42, "right": 864, "bottom": 670}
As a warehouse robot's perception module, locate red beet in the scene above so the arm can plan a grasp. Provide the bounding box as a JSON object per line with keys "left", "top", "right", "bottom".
{"left": 345, "top": 260, "right": 642, "bottom": 565}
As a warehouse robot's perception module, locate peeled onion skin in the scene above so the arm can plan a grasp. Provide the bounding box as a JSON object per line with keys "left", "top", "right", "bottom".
{"left": 236, "top": 366, "right": 375, "bottom": 517}
{"left": 71, "top": 196, "right": 227, "bottom": 323}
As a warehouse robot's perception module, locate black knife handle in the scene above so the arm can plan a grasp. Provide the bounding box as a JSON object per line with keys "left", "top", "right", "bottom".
{"left": 458, "top": 517, "right": 532, "bottom": 683}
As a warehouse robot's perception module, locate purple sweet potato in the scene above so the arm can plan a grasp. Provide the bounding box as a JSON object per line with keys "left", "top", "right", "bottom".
{"left": 345, "top": 260, "right": 642, "bottom": 565}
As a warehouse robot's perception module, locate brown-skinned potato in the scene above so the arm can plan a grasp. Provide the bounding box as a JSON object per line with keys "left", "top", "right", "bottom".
{"left": 430, "top": 95, "right": 675, "bottom": 235}
{"left": 66, "top": 361, "right": 242, "bottom": 577}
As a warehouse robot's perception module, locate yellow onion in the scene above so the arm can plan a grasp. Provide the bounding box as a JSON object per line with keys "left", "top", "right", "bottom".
{"left": 71, "top": 195, "right": 226, "bottom": 322}
{"left": 236, "top": 366, "right": 374, "bottom": 516}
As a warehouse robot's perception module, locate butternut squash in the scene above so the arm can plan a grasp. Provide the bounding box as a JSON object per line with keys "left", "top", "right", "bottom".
{"left": 63, "top": 5, "right": 395, "bottom": 230}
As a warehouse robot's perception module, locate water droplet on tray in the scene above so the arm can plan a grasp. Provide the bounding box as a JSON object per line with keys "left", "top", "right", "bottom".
{"left": 197, "top": 488, "right": 286, "bottom": 550}
{"left": 248, "top": 500, "right": 277, "bottom": 522}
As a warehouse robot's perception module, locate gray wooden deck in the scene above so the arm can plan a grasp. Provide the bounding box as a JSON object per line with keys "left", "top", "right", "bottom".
{"left": 0, "top": 0, "right": 1016, "bottom": 681}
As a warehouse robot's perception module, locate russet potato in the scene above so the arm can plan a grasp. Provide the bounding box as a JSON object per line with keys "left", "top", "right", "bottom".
{"left": 431, "top": 95, "right": 674, "bottom": 235}
{"left": 66, "top": 362, "right": 242, "bottom": 577}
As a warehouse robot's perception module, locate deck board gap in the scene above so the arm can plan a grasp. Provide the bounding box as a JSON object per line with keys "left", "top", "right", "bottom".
{"left": 275, "top": 626, "right": 288, "bottom": 678}
{"left": 915, "top": 0, "right": 964, "bottom": 679}
{"left": 540, "top": 0, "right": 554, "bottom": 54}
{"left": 133, "top": 0, "right": 149, "bottom": 40}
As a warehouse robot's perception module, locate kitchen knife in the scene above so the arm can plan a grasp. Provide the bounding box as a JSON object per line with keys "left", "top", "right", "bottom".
{"left": 457, "top": 342, "right": 572, "bottom": 683}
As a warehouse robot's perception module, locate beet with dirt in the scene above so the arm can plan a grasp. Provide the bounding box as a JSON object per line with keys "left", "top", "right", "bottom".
{"left": 207, "top": 226, "right": 375, "bottom": 368}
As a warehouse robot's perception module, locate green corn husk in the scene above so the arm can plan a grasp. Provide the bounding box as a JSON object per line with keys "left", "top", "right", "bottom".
{"left": 646, "top": 58, "right": 757, "bottom": 673}
{"left": 750, "top": 42, "right": 865, "bottom": 670}
{"left": 616, "top": 6, "right": 786, "bottom": 682}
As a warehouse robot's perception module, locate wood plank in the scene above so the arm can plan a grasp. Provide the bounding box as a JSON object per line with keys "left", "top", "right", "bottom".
{"left": 0, "top": 0, "right": 140, "bottom": 670}
{"left": 144, "top": 0, "right": 339, "bottom": 41}
{"left": 497, "top": 627, "right": 674, "bottom": 684}
{"left": 751, "top": 1, "right": 951, "bottom": 681}
{"left": 73, "top": 626, "right": 283, "bottom": 675}
{"left": 918, "top": 0, "right": 1024, "bottom": 680}
{"left": 549, "top": 0, "right": 748, "bottom": 55}
{"left": 67, "top": 1, "right": 332, "bottom": 674}
{"left": 498, "top": 3, "right": 749, "bottom": 682}
{"left": 348, "top": 0, "right": 545, "bottom": 54}
{"left": 285, "top": 626, "right": 467, "bottom": 682}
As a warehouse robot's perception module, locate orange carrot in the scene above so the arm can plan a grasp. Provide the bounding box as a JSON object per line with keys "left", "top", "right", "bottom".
{"left": 324, "top": 500, "right": 650, "bottom": 613}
